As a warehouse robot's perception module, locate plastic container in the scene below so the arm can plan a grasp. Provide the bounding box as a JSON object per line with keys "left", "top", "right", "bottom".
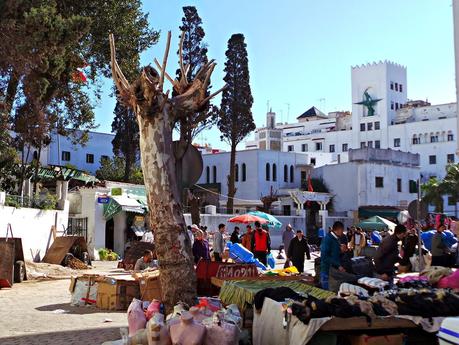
{"left": 371, "top": 231, "right": 382, "bottom": 245}
{"left": 226, "top": 243, "right": 267, "bottom": 270}
{"left": 267, "top": 253, "right": 275, "bottom": 269}
{"left": 438, "top": 317, "right": 459, "bottom": 345}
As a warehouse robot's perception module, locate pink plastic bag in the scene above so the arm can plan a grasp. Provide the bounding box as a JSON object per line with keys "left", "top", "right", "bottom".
{"left": 438, "top": 270, "right": 459, "bottom": 289}
{"left": 146, "top": 299, "right": 161, "bottom": 321}
{"left": 127, "top": 298, "right": 147, "bottom": 336}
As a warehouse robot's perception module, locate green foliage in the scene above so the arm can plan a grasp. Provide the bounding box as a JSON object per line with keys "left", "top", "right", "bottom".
{"left": 98, "top": 248, "right": 119, "bottom": 261}
{"left": 218, "top": 34, "right": 255, "bottom": 146}
{"left": 5, "top": 195, "right": 21, "bottom": 208}
{"left": 96, "top": 156, "right": 143, "bottom": 184}
{"left": 0, "top": 0, "right": 158, "bottom": 193}
{"left": 175, "top": 6, "right": 217, "bottom": 141}
{"left": 39, "top": 192, "right": 58, "bottom": 210}
{"left": 112, "top": 102, "right": 139, "bottom": 182}
{"left": 422, "top": 177, "right": 446, "bottom": 213}
{"left": 421, "top": 163, "right": 459, "bottom": 212}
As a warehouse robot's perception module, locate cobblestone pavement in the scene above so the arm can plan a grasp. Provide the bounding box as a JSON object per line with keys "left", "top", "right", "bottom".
{"left": 0, "top": 262, "right": 127, "bottom": 345}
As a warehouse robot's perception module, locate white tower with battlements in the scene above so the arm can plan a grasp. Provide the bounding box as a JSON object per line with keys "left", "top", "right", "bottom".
{"left": 351, "top": 61, "right": 408, "bottom": 149}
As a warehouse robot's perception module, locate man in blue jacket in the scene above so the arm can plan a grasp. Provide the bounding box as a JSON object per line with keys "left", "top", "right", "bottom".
{"left": 320, "top": 221, "right": 346, "bottom": 290}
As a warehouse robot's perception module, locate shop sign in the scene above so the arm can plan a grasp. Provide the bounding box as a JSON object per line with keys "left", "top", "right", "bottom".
{"left": 111, "top": 187, "right": 122, "bottom": 196}
{"left": 216, "top": 264, "right": 258, "bottom": 279}
{"left": 97, "top": 196, "right": 110, "bottom": 204}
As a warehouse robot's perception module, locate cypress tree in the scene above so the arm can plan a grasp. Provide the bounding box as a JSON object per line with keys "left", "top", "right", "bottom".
{"left": 218, "top": 34, "right": 255, "bottom": 213}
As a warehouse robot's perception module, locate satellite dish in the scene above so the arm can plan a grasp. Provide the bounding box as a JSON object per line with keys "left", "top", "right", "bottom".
{"left": 407, "top": 200, "right": 428, "bottom": 220}
{"left": 173, "top": 141, "right": 203, "bottom": 189}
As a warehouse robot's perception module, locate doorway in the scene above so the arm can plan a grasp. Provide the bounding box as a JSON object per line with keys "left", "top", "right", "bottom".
{"left": 105, "top": 219, "right": 114, "bottom": 250}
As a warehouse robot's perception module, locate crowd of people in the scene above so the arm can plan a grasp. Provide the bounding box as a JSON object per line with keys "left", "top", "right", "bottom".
{"left": 135, "top": 216, "right": 458, "bottom": 293}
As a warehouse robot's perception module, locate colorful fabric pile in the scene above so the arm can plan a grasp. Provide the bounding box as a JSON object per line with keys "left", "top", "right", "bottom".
{"left": 219, "top": 280, "right": 335, "bottom": 311}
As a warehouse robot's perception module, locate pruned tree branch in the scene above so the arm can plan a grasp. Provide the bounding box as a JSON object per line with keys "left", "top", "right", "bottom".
{"left": 158, "top": 31, "right": 172, "bottom": 91}
{"left": 109, "top": 33, "right": 133, "bottom": 105}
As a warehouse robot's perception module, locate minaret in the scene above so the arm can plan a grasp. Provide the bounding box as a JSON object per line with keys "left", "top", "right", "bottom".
{"left": 454, "top": 0, "right": 459, "bottom": 156}
{"left": 266, "top": 108, "right": 276, "bottom": 129}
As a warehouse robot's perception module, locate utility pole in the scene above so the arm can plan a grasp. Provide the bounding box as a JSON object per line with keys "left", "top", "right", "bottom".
{"left": 417, "top": 177, "right": 425, "bottom": 271}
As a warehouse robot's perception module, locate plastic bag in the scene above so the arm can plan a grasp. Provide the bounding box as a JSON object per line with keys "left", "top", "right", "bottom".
{"left": 267, "top": 252, "right": 275, "bottom": 269}
{"left": 127, "top": 298, "right": 146, "bottom": 336}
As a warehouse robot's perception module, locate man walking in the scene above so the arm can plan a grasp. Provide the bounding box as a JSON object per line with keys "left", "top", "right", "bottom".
{"left": 287, "top": 230, "right": 311, "bottom": 273}
{"left": 374, "top": 224, "right": 407, "bottom": 282}
{"left": 251, "top": 221, "right": 271, "bottom": 266}
{"left": 213, "top": 223, "right": 226, "bottom": 262}
{"left": 282, "top": 224, "right": 295, "bottom": 256}
{"left": 320, "top": 221, "right": 346, "bottom": 290}
{"left": 350, "top": 227, "right": 366, "bottom": 257}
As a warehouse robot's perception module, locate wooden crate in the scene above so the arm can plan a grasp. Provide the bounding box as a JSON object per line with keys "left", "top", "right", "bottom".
{"left": 139, "top": 276, "right": 162, "bottom": 301}
{"left": 96, "top": 278, "right": 140, "bottom": 310}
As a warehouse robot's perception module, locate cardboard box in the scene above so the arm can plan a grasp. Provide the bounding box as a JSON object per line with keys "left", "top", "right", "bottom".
{"left": 349, "top": 334, "right": 404, "bottom": 345}
{"left": 96, "top": 277, "right": 140, "bottom": 310}
{"left": 139, "top": 275, "right": 162, "bottom": 301}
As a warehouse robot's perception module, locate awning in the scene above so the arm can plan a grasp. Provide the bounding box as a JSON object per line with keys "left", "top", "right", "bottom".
{"left": 103, "top": 195, "right": 146, "bottom": 220}
{"left": 358, "top": 206, "right": 402, "bottom": 219}
{"left": 38, "top": 166, "right": 99, "bottom": 184}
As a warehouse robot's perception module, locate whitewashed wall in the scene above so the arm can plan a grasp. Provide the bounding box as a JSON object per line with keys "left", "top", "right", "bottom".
{"left": 0, "top": 204, "right": 69, "bottom": 261}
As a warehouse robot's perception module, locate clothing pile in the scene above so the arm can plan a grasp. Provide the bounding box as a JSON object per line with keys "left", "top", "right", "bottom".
{"left": 381, "top": 289, "right": 459, "bottom": 318}
{"left": 254, "top": 286, "right": 459, "bottom": 327}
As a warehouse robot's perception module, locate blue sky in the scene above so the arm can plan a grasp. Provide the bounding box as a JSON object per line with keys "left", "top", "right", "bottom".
{"left": 94, "top": 0, "right": 456, "bottom": 149}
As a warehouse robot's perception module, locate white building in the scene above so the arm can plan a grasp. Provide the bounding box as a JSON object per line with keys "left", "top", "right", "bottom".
{"left": 40, "top": 131, "right": 115, "bottom": 174}
{"left": 312, "top": 148, "right": 420, "bottom": 215}
{"left": 196, "top": 149, "right": 312, "bottom": 212}
{"left": 246, "top": 61, "right": 458, "bottom": 215}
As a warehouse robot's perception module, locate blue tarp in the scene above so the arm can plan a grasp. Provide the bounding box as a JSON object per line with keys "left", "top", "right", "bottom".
{"left": 421, "top": 230, "right": 457, "bottom": 251}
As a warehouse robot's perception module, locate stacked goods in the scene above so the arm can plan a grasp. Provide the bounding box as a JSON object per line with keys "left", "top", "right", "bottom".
{"left": 121, "top": 297, "right": 241, "bottom": 345}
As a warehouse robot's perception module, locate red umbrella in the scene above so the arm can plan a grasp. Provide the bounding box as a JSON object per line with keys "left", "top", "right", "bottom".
{"left": 228, "top": 214, "right": 268, "bottom": 224}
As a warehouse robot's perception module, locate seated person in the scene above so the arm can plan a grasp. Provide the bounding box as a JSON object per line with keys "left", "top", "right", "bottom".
{"left": 134, "top": 250, "right": 158, "bottom": 271}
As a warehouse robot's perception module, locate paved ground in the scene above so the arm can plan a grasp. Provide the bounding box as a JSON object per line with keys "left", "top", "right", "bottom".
{"left": 0, "top": 255, "right": 317, "bottom": 345}
{"left": 0, "top": 262, "right": 126, "bottom": 345}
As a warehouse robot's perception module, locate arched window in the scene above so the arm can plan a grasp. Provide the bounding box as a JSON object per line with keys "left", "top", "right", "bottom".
{"left": 272, "top": 164, "right": 277, "bottom": 182}
{"left": 242, "top": 163, "right": 247, "bottom": 182}
{"left": 290, "top": 165, "right": 294, "bottom": 183}
{"left": 206, "top": 166, "right": 210, "bottom": 184}
{"left": 284, "top": 165, "right": 288, "bottom": 182}
{"left": 213, "top": 166, "right": 217, "bottom": 183}
{"left": 235, "top": 164, "right": 239, "bottom": 182}
{"left": 266, "top": 163, "right": 270, "bottom": 181}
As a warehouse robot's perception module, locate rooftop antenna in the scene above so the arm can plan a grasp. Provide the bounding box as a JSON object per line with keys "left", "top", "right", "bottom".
{"left": 318, "top": 98, "right": 326, "bottom": 111}
{"left": 285, "top": 103, "right": 290, "bottom": 123}
{"left": 266, "top": 100, "right": 270, "bottom": 113}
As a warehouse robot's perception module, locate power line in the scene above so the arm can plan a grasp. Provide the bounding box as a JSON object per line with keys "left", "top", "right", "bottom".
{"left": 193, "top": 184, "right": 262, "bottom": 203}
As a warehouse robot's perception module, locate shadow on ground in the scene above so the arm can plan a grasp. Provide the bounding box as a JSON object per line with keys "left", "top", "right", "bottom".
{"left": 0, "top": 327, "right": 122, "bottom": 345}
{"left": 35, "top": 303, "right": 125, "bottom": 315}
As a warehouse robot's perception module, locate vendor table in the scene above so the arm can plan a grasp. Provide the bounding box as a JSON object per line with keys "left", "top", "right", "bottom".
{"left": 218, "top": 279, "right": 334, "bottom": 311}
{"left": 253, "top": 297, "right": 420, "bottom": 345}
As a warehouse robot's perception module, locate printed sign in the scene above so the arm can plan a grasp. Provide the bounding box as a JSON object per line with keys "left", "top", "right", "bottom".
{"left": 97, "top": 196, "right": 110, "bottom": 204}
{"left": 215, "top": 264, "right": 258, "bottom": 280}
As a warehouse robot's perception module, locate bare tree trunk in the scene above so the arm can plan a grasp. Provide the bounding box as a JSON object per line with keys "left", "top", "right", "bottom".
{"left": 109, "top": 31, "right": 225, "bottom": 312}
{"left": 123, "top": 151, "right": 132, "bottom": 182}
{"left": 137, "top": 107, "right": 196, "bottom": 311}
{"left": 32, "top": 144, "right": 42, "bottom": 201}
{"left": 226, "top": 142, "right": 237, "bottom": 213}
